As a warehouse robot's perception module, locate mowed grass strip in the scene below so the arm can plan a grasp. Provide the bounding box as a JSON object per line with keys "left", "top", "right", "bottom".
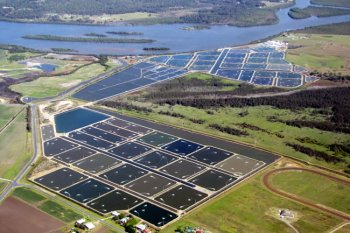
{"left": 10, "top": 63, "right": 106, "bottom": 98}
{"left": 269, "top": 170, "right": 350, "bottom": 215}
{"left": 0, "top": 182, "right": 8, "bottom": 194}
{"left": 0, "top": 110, "right": 32, "bottom": 179}
{"left": 161, "top": 170, "right": 342, "bottom": 233}
{"left": 38, "top": 200, "right": 82, "bottom": 223}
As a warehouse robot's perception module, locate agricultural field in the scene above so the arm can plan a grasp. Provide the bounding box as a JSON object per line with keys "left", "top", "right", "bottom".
{"left": 11, "top": 187, "right": 82, "bottom": 223}
{"left": 0, "top": 197, "right": 65, "bottom": 233}
{"left": 161, "top": 161, "right": 343, "bottom": 233}
{"left": 0, "top": 105, "right": 32, "bottom": 180}
{"left": 276, "top": 23, "right": 350, "bottom": 75}
{"left": 269, "top": 170, "right": 350, "bottom": 215}
{"left": 99, "top": 72, "right": 350, "bottom": 173}
{"left": 11, "top": 63, "right": 108, "bottom": 98}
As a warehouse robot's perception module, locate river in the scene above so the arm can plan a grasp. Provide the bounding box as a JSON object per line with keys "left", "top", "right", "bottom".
{"left": 0, "top": 0, "right": 349, "bottom": 55}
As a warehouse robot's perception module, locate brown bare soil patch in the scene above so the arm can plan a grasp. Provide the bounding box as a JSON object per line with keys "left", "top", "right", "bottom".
{"left": 0, "top": 197, "right": 64, "bottom": 233}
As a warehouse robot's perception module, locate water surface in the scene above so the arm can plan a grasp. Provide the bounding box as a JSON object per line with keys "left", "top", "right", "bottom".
{"left": 0, "top": 0, "right": 349, "bottom": 55}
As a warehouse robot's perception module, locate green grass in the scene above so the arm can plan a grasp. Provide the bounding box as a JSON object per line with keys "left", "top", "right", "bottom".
{"left": 0, "top": 104, "right": 23, "bottom": 128}
{"left": 11, "top": 187, "right": 82, "bottom": 223}
{"left": 286, "top": 53, "right": 345, "bottom": 71}
{"left": 335, "top": 224, "right": 350, "bottom": 233}
{"left": 0, "top": 109, "right": 32, "bottom": 179}
{"left": 57, "top": 12, "right": 158, "bottom": 24}
{"left": 108, "top": 103, "right": 349, "bottom": 171}
{"left": 162, "top": 170, "right": 342, "bottom": 233}
{"left": 10, "top": 63, "right": 106, "bottom": 98}
{"left": 38, "top": 200, "right": 82, "bottom": 223}
{"left": 11, "top": 187, "right": 46, "bottom": 204}
{"left": 0, "top": 49, "right": 41, "bottom": 79}
{"left": 0, "top": 182, "right": 8, "bottom": 194}
{"left": 275, "top": 33, "right": 350, "bottom": 74}
{"left": 270, "top": 170, "right": 350, "bottom": 215}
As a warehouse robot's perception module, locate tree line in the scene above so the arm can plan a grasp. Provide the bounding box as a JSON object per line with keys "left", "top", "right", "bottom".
{"left": 156, "top": 87, "right": 350, "bottom": 134}
{"left": 0, "top": 0, "right": 273, "bottom": 25}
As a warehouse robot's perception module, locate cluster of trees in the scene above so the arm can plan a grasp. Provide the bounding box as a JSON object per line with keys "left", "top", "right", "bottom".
{"left": 237, "top": 123, "right": 271, "bottom": 134}
{"left": 144, "top": 78, "right": 282, "bottom": 101}
{"left": 156, "top": 87, "right": 350, "bottom": 134}
{"left": 0, "top": 0, "right": 277, "bottom": 25}
{"left": 0, "top": 0, "right": 195, "bottom": 18}
{"left": 158, "top": 110, "right": 185, "bottom": 119}
{"left": 25, "top": 106, "right": 31, "bottom": 132}
{"left": 329, "top": 144, "right": 350, "bottom": 156}
{"left": 180, "top": 1, "right": 271, "bottom": 25}
{"left": 310, "top": 71, "right": 350, "bottom": 82}
{"left": 106, "top": 31, "right": 144, "bottom": 36}
{"left": 286, "top": 143, "right": 345, "bottom": 164}
{"left": 143, "top": 47, "right": 170, "bottom": 51}
{"left": 0, "top": 44, "right": 39, "bottom": 53}
{"left": 84, "top": 33, "right": 107, "bottom": 38}
{"left": 101, "top": 101, "right": 152, "bottom": 113}
{"left": 22, "top": 34, "right": 154, "bottom": 43}
{"left": 288, "top": 6, "right": 350, "bottom": 19}
{"left": 209, "top": 123, "right": 249, "bottom": 137}
{"left": 8, "top": 54, "right": 25, "bottom": 62}
{"left": 284, "top": 120, "right": 350, "bottom": 134}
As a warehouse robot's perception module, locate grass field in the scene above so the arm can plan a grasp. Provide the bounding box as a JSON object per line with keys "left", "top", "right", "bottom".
{"left": 269, "top": 170, "right": 350, "bottom": 215}
{"left": 0, "top": 49, "right": 41, "bottom": 79}
{"left": 161, "top": 163, "right": 342, "bottom": 233}
{"left": 102, "top": 78, "right": 349, "bottom": 172}
{"left": 38, "top": 200, "right": 82, "bottom": 222}
{"left": 11, "top": 187, "right": 82, "bottom": 223}
{"left": 336, "top": 224, "right": 350, "bottom": 233}
{"left": 0, "top": 104, "right": 23, "bottom": 128}
{"left": 11, "top": 63, "right": 107, "bottom": 98}
{"left": 0, "top": 106, "right": 32, "bottom": 180}
{"left": 57, "top": 12, "right": 158, "bottom": 24}
{"left": 0, "top": 182, "right": 7, "bottom": 194}
{"left": 276, "top": 33, "right": 350, "bottom": 74}
{"left": 11, "top": 187, "right": 46, "bottom": 204}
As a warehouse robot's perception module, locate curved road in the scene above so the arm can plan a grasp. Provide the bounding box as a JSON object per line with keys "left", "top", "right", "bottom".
{"left": 263, "top": 167, "right": 350, "bottom": 221}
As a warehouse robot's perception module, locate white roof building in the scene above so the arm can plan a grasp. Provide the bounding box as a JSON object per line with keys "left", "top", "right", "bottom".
{"left": 112, "top": 211, "right": 121, "bottom": 218}
{"left": 135, "top": 224, "right": 147, "bottom": 231}
{"left": 76, "top": 219, "right": 86, "bottom": 225}
{"left": 120, "top": 217, "right": 130, "bottom": 224}
{"left": 84, "top": 222, "right": 96, "bottom": 230}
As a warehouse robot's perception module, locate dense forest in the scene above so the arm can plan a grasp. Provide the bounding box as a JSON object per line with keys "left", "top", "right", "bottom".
{"left": 0, "top": 0, "right": 277, "bottom": 25}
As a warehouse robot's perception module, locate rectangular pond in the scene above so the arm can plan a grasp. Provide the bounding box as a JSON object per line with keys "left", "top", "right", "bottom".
{"left": 55, "top": 108, "right": 109, "bottom": 133}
